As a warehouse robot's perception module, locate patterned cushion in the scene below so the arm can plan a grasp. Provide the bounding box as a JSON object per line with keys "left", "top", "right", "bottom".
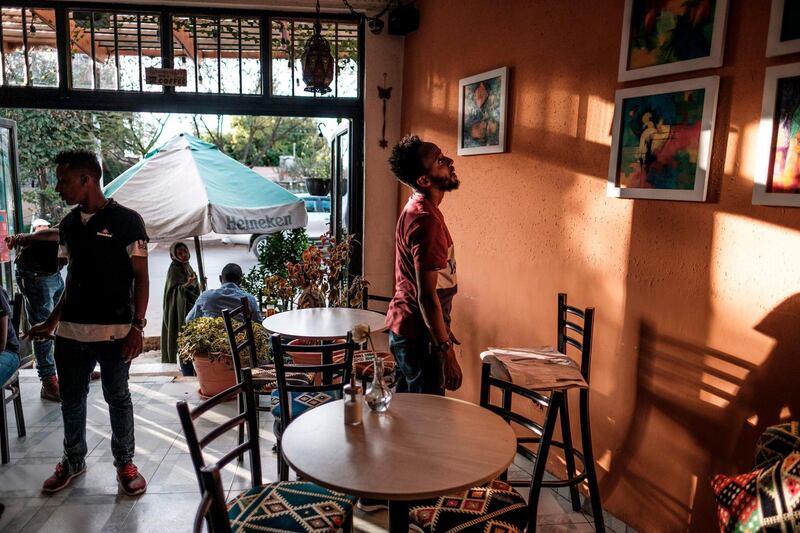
{"left": 408, "top": 479, "right": 527, "bottom": 533}
{"left": 755, "top": 422, "right": 800, "bottom": 470}
{"left": 270, "top": 388, "right": 342, "bottom": 420}
{"left": 712, "top": 451, "right": 800, "bottom": 532}
{"left": 251, "top": 367, "right": 315, "bottom": 394}
{"left": 228, "top": 480, "right": 355, "bottom": 532}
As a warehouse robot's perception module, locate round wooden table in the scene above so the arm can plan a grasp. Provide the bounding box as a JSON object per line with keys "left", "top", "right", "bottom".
{"left": 281, "top": 393, "right": 517, "bottom": 532}
{"left": 262, "top": 307, "right": 387, "bottom": 339}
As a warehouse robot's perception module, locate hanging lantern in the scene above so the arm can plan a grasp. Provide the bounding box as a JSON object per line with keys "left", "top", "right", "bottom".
{"left": 301, "top": 0, "right": 334, "bottom": 94}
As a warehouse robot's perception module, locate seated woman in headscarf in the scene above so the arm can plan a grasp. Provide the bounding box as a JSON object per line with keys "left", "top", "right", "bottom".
{"left": 161, "top": 242, "right": 200, "bottom": 375}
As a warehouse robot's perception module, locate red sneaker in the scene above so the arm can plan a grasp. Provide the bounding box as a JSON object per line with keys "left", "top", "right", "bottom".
{"left": 42, "top": 461, "right": 86, "bottom": 494}
{"left": 117, "top": 463, "right": 147, "bottom": 496}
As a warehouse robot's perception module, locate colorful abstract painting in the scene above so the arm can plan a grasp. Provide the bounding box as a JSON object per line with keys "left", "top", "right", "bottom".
{"left": 619, "top": 0, "right": 727, "bottom": 81}
{"left": 618, "top": 89, "right": 705, "bottom": 190}
{"left": 628, "top": 0, "right": 715, "bottom": 69}
{"left": 608, "top": 76, "right": 718, "bottom": 202}
{"left": 458, "top": 67, "right": 507, "bottom": 156}
{"left": 769, "top": 76, "right": 800, "bottom": 194}
{"left": 768, "top": 0, "right": 800, "bottom": 57}
{"left": 780, "top": 0, "right": 800, "bottom": 42}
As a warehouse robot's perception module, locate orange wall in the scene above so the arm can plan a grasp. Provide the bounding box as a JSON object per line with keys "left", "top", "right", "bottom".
{"left": 397, "top": 1, "right": 800, "bottom": 530}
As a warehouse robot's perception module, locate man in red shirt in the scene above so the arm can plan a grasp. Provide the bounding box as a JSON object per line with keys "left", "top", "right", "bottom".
{"left": 386, "top": 135, "right": 462, "bottom": 394}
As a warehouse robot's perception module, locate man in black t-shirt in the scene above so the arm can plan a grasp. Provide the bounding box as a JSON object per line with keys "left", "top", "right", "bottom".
{"left": 8, "top": 218, "right": 65, "bottom": 402}
{"left": 27, "top": 151, "right": 150, "bottom": 497}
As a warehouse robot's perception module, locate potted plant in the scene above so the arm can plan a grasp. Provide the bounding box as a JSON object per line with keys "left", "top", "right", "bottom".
{"left": 240, "top": 228, "right": 308, "bottom": 310}
{"left": 288, "top": 139, "right": 331, "bottom": 196}
{"left": 177, "top": 317, "right": 271, "bottom": 397}
{"left": 274, "top": 232, "right": 367, "bottom": 310}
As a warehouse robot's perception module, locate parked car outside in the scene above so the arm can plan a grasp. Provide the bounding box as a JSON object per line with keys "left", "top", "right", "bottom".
{"left": 247, "top": 193, "right": 330, "bottom": 257}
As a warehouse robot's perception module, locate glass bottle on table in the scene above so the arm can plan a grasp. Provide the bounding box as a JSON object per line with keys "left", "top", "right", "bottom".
{"left": 365, "top": 359, "right": 393, "bottom": 412}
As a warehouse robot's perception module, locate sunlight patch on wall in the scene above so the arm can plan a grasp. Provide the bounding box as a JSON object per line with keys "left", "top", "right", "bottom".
{"left": 544, "top": 89, "right": 580, "bottom": 138}
{"left": 584, "top": 95, "right": 613, "bottom": 146}
{"left": 738, "top": 122, "right": 761, "bottom": 180}
{"left": 708, "top": 212, "right": 798, "bottom": 364}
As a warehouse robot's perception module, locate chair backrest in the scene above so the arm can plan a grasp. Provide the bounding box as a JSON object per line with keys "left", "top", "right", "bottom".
{"left": 221, "top": 297, "right": 261, "bottom": 380}
{"left": 478, "top": 293, "right": 596, "bottom": 466}
{"left": 196, "top": 465, "right": 234, "bottom": 533}
{"left": 361, "top": 286, "right": 392, "bottom": 312}
{"left": 11, "top": 292, "right": 23, "bottom": 334}
{"left": 11, "top": 292, "right": 34, "bottom": 369}
{"left": 270, "top": 332, "right": 355, "bottom": 431}
{"left": 176, "top": 368, "right": 262, "bottom": 497}
{"left": 557, "top": 292, "right": 595, "bottom": 383}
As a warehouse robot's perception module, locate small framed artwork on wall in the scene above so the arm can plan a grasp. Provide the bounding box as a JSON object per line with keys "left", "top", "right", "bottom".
{"left": 607, "top": 76, "right": 719, "bottom": 202}
{"left": 457, "top": 66, "right": 508, "bottom": 156}
{"left": 766, "top": 0, "right": 800, "bottom": 57}
{"left": 753, "top": 63, "right": 800, "bottom": 207}
{"left": 618, "top": 0, "right": 729, "bottom": 82}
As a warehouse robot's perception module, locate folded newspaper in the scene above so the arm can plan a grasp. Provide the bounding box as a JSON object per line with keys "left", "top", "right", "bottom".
{"left": 480, "top": 346, "right": 588, "bottom": 390}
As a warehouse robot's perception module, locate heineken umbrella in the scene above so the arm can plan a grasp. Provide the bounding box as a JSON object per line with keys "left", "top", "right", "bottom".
{"left": 104, "top": 133, "right": 307, "bottom": 288}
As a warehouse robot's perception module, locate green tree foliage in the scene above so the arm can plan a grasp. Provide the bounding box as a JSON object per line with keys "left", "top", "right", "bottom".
{"left": 240, "top": 228, "right": 309, "bottom": 305}
{"left": 0, "top": 108, "right": 167, "bottom": 226}
{"left": 193, "top": 115, "right": 324, "bottom": 168}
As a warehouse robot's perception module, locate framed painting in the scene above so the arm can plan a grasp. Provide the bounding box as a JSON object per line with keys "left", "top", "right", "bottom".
{"left": 618, "top": 0, "right": 729, "bottom": 82}
{"left": 607, "top": 76, "right": 719, "bottom": 202}
{"left": 767, "top": 0, "right": 800, "bottom": 57}
{"left": 753, "top": 63, "right": 800, "bottom": 207}
{"left": 457, "top": 67, "right": 507, "bottom": 156}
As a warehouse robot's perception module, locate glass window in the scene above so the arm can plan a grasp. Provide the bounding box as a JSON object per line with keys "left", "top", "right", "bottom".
{"left": 68, "top": 10, "right": 161, "bottom": 91}
{"left": 174, "top": 16, "right": 261, "bottom": 95}
{"left": 1, "top": 7, "right": 59, "bottom": 87}
{"left": 271, "top": 18, "right": 358, "bottom": 98}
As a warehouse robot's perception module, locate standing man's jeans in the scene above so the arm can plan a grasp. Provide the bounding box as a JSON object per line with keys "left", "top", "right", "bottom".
{"left": 0, "top": 350, "right": 20, "bottom": 385}
{"left": 389, "top": 331, "right": 445, "bottom": 396}
{"left": 54, "top": 337, "right": 134, "bottom": 470}
{"left": 15, "top": 268, "right": 64, "bottom": 380}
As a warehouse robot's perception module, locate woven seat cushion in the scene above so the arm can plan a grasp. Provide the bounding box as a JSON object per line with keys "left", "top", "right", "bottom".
{"left": 228, "top": 480, "right": 355, "bottom": 532}
{"left": 408, "top": 479, "right": 528, "bottom": 533}
{"left": 712, "top": 451, "right": 800, "bottom": 532}
{"left": 270, "top": 388, "right": 342, "bottom": 419}
{"left": 251, "top": 367, "right": 315, "bottom": 394}
{"left": 755, "top": 422, "right": 800, "bottom": 469}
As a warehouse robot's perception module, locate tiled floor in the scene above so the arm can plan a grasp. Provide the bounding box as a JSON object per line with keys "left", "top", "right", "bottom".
{"left": 1, "top": 366, "right": 601, "bottom": 532}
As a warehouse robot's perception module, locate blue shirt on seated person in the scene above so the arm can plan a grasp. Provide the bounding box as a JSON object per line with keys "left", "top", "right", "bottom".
{"left": 185, "top": 263, "right": 263, "bottom": 323}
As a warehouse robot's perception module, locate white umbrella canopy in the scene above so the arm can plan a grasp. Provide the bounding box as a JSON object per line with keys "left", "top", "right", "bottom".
{"left": 104, "top": 133, "right": 307, "bottom": 242}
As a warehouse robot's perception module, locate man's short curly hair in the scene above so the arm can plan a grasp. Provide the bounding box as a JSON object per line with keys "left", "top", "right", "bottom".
{"left": 388, "top": 135, "right": 426, "bottom": 188}
{"left": 55, "top": 150, "right": 102, "bottom": 181}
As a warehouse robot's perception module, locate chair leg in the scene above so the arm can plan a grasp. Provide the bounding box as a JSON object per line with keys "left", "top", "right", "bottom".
{"left": 580, "top": 391, "right": 605, "bottom": 533}
{"left": 0, "top": 387, "right": 9, "bottom": 465}
{"left": 12, "top": 378, "right": 25, "bottom": 438}
{"left": 527, "top": 391, "right": 561, "bottom": 533}
{"left": 277, "top": 438, "right": 289, "bottom": 481}
{"left": 342, "top": 508, "right": 354, "bottom": 533}
{"left": 559, "top": 394, "right": 581, "bottom": 512}
{"left": 237, "top": 392, "right": 245, "bottom": 450}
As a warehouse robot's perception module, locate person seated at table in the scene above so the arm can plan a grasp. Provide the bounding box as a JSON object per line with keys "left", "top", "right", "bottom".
{"left": 0, "top": 287, "right": 20, "bottom": 389}
{"left": 185, "top": 263, "right": 263, "bottom": 323}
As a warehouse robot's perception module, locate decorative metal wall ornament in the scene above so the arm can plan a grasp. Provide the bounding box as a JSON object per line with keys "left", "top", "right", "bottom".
{"left": 301, "top": 0, "right": 335, "bottom": 94}
{"left": 377, "top": 72, "right": 392, "bottom": 148}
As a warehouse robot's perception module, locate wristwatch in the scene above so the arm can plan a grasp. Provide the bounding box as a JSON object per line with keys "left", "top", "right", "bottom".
{"left": 132, "top": 318, "right": 147, "bottom": 331}
{"left": 435, "top": 339, "right": 454, "bottom": 352}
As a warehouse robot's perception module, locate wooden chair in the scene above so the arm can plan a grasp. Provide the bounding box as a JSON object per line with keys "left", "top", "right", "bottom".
{"left": 478, "top": 293, "right": 604, "bottom": 532}
{"left": 271, "top": 332, "right": 355, "bottom": 481}
{"left": 1, "top": 292, "right": 27, "bottom": 465}
{"left": 178, "top": 369, "right": 355, "bottom": 533}
{"left": 221, "top": 297, "right": 315, "bottom": 450}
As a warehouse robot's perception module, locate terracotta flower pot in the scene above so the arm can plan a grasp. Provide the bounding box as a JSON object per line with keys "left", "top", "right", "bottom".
{"left": 192, "top": 353, "right": 236, "bottom": 398}
{"left": 287, "top": 338, "right": 346, "bottom": 385}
